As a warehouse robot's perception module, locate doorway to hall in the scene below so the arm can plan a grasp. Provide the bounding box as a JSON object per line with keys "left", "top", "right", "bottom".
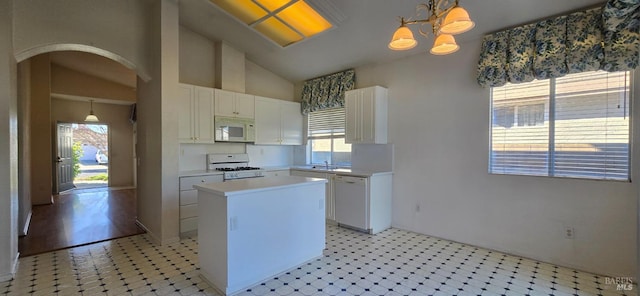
{"left": 56, "top": 123, "right": 110, "bottom": 192}
{"left": 73, "top": 123, "right": 109, "bottom": 190}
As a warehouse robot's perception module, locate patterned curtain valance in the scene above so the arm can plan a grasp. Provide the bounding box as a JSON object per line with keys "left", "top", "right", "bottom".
{"left": 301, "top": 69, "right": 355, "bottom": 115}
{"left": 477, "top": 0, "right": 639, "bottom": 88}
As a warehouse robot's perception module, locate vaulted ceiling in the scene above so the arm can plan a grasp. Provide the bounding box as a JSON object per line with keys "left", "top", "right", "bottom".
{"left": 47, "top": 0, "right": 607, "bottom": 89}
{"left": 180, "top": 0, "right": 605, "bottom": 82}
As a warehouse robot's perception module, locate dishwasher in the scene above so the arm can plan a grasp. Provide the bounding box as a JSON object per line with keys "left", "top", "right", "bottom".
{"left": 334, "top": 175, "right": 369, "bottom": 232}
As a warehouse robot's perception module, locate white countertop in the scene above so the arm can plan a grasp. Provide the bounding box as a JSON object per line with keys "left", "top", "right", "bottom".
{"left": 194, "top": 175, "right": 327, "bottom": 196}
{"left": 180, "top": 166, "right": 392, "bottom": 178}
{"left": 290, "top": 166, "right": 392, "bottom": 177}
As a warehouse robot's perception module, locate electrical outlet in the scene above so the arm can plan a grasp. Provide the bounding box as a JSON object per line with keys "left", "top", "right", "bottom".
{"left": 564, "top": 226, "right": 574, "bottom": 239}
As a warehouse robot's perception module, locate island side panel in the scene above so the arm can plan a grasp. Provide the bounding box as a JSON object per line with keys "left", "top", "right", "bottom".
{"left": 197, "top": 190, "right": 229, "bottom": 292}
{"left": 226, "top": 182, "right": 326, "bottom": 294}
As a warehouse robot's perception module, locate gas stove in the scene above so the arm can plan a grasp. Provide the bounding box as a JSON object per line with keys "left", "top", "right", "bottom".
{"left": 214, "top": 167, "right": 261, "bottom": 172}
{"left": 207, "top": 153, "right": 264, "bottom": 181}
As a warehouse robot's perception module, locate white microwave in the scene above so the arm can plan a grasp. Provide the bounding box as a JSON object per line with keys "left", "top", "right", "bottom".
{"left": 214, "top": 116, "right": 255, "bottom": 143}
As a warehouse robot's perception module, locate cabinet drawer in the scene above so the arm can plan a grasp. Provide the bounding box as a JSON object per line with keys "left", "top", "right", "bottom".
{"left": 180, "top": 190, "right": 197, "bottom": 206}
{"left": 180, "top": 174, "right": 223, "bottom": 190}
{"left": 180, "top": 217, "right": 198, "bottom": 233}
{"left": 180, "top": 204, "right": 198, "bottom": 219}
{"left": 263, "top": 170, "right": 291, "bottom": 177}
{"left": 290, "top": 170, "right": 327, "bottom": 179}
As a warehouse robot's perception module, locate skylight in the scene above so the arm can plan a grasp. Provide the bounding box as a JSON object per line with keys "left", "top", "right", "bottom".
{"left": 210, "top": 0, "right": 333, "bottom": 47}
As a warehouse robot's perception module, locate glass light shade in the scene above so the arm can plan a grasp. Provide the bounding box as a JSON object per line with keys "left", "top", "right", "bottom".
{"left": 440, "top": 6, "right": 475, "bottom": 35}
{"left": 85, "top": 113, "right": 99, "bottom": 122}
{"left": 388, "top": 25, "right": 417, "bottom": 50}
{"left": 430, "top": 34, "right": 459, "bottom": 55}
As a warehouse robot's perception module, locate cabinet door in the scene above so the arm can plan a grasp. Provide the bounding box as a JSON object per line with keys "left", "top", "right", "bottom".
{"left": 344, "top": 90, "right": 359, "bottom": 143}
{"left": 254, "top": 97, "right": 281, "bottom": 145}
{"left": 360, "top": 88, "right": 376, "bottom": 144}
{"left": 214, "top": 89, "right": 236, "bottom": 117}
{"left": 194, "top": 86, "right": 215, "bottom": 143}
{"left": 234, "top": 93, "right": 255, "bottom": 118}
{"left": 178, "top": 84, "right": 195, "bottom": 143}
{"left": 280, "top": 101, "right": 303, "bottom": 145}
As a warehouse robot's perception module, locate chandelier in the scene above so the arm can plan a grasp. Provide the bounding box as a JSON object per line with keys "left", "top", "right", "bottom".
{"left": 388, "top": 0, "right": 475, "bottom": 55}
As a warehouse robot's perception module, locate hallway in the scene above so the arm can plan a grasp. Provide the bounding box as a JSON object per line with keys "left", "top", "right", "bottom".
{"left": 18, "top": 188, "right": 144, "bottom": 257}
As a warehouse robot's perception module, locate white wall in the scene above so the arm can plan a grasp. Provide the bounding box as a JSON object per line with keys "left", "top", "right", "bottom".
{"left": 17, "top": 61, "right": 31, "bottom": 236}
{"left": 246, "top": 61, "right": 295, "bottom": 101}
{"left": 246, "top": 144, "right": 294, "bottom": 167}
{"left": 13, "top": 0, "right": 152, "bottom": 80}
{"left": 353, "top": 41, "right": 638, "bottom": 277}
{"left": 136, "top": 0, "right": 181, "bottom": 245}
{"left": 179, "top": 26, "right": 215, "bottom": 88}
{"left": 0, "top": 0, "right": 18, "bottom": 282}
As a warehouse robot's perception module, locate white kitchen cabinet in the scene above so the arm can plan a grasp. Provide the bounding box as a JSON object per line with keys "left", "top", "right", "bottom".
{"left": 178, "top": 84, "right": 215, "bottom": 144}
{"left": 262, "top": 169, "right": 290, "bottom": 178}
{"left": 179, "top": 173, "right": 224, "bottom": 234}
{"left": 334, "top": 173, "right": 392, "bottom": 234}
{"left": 254, "top": 96, "right": 303, "bottom": 145}
{"left": 290, "top": 169, "right": 335, "bottom": 221}
{"left": 214, "top": 89, "right": 255, "bottom": 119}
{"left": 345, "top": 86, "right": 388, "bottom": 144}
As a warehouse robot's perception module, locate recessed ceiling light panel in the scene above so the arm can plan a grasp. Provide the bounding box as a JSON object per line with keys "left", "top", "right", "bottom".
{"left": 210, "top": 0, "right": 335, "bottom": 48}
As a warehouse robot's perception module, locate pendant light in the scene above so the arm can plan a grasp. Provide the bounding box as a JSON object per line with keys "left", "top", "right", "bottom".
{"left": 85, "top": 100, "right": 99, "bottom": 122}
{"left": 388, "top": 0, "right": 474, "bottom": 55}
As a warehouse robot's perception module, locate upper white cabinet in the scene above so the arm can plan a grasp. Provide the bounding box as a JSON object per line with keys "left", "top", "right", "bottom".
{"left": 255, "top": 96, "right": 303, "bottom": 145}
{"left": 215, "top": 89, "right": 255, "bottom": 119}
{"left": 345, "top": 86, "right": 388, "bottom": 144}
{"left": 178, "top": 84, "right": 215, "bottom": 144}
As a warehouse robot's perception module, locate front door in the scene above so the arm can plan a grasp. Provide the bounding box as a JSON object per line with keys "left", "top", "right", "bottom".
{"left": 56, "top": 123, "right": 75, "bottom": 192}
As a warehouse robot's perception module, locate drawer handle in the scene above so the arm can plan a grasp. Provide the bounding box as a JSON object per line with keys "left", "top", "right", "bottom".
{"left": 201, "top": 180, "right": 206, "bottom": 182}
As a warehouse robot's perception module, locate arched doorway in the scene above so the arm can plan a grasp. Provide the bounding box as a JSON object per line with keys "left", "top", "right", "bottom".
{"left": 16, "top": 46, "right": 145, "bottom": 256}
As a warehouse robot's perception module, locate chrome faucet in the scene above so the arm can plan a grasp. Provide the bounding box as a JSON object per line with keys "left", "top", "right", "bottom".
{"left": 324, "top": 160, "right": 329, "bottom": 169}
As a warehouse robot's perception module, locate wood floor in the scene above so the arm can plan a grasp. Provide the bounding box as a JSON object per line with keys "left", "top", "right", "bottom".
{"left": 18, "top": 188, "right": 145, "bottom": 257}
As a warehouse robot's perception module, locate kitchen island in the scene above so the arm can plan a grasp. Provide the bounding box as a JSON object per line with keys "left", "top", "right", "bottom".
{"left": 194, "top": 176, "right": 327, "bottom": 296}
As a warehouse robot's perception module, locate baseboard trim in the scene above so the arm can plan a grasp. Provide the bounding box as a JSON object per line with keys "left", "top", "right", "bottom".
{"left": 135, "top": 219, "right": 160, "bottom": 245}
{"left": 109, "top": 186, "right": 136, "bottom": 191}
{"left": 20, "top": 211, "right": 32, "bottom": 236}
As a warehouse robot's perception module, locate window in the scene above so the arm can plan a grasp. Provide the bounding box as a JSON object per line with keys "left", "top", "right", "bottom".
{"left": 307, "top": 108, "right": 351, "bottom": 166}
{"left": 490, "top": 70, "right": 631, "bottom": 180}
{"left": 517, "top": 103, "right": 545, "bottom": 127}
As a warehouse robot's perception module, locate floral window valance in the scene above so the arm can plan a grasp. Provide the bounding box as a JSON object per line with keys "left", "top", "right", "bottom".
{"left": 301, "top": 69, "right": 355, "bottom": 115}
{"left": 477, "top": 0, "right": 639, "bottom": 88}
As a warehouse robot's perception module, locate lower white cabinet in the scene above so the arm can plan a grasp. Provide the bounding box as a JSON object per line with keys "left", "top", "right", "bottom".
{"left": 262, "top": 169, "right": 290, "bottom": 178}
{"left": 290, "top": 170, "right": 335, "bottom": 221}
{"left": 179, "top": 174, "right": 223, "bottom": 233}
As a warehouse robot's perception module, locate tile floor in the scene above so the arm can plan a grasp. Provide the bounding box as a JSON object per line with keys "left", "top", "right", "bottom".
{"left": 0, "top": 225, "right": 633, "bottom": 296}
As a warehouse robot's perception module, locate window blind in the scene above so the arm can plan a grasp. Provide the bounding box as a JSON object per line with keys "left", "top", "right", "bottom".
{"left": 490, "top": 70, "right": 631, "bottom": 180}
{"left": 308, "top": 108, "right": 346, "bottom": 138}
